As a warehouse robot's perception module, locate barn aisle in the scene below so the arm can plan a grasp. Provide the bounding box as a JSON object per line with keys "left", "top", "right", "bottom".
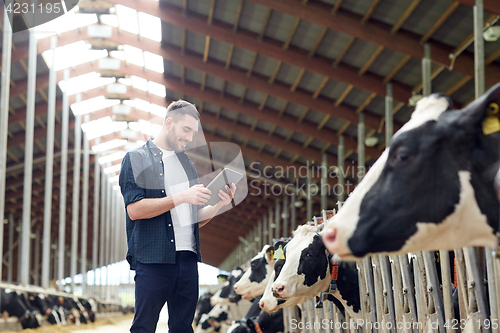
{"left": 69, "top": 305, "right": 169, "bottom": 333}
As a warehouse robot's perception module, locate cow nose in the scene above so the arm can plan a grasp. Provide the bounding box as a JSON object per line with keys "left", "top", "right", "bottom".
{"left": 259, "top": 300, "right": 265, "bottom": 309}
{"left": 324, "top": 227, "right": 337, "bottom": 244}
{"left": 272, "top": 284, "right": 286, "bottom": 298}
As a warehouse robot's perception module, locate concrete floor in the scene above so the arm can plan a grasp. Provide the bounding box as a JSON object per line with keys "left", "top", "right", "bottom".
{"left": 70, "top": 305, "right": 169, "bottom": 333}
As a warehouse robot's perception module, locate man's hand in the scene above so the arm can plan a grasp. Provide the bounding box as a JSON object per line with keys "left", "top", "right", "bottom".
{"left": 179, "top": 184, "right": 211, "bottom": 205}
{"left": 214, "top": 183, "right": 237, "bottom": 209}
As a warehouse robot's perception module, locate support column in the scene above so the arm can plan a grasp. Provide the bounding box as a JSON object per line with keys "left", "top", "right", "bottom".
{"left": 268, "top": 209, "right": 273, "bottom": 245}
{"left": 34, "top": 230, "right": 40, "bottom": 285}
{"left": 306, "top": 167, "right": 312, "bottom": 221}
{"left": 290, "top": 192, "right": 296, "bottom": 234}
{"left": 337, "top": 136, "right": 345, "bottom": 203}
{"left": 283, "top": 195, "right": 288, "bottom": 238}
{"left": 357, "top": 114, "right": 365, "bottom": 183}
{"left": 70, "top": 94, "right": 82, "bottom": 293}
{"left": 42, "top": 36, "right": 57, "bottom": 289}
{"left": 422, "top": 43, "right": 432, "bottom": 96}
{"left": 93, "top": 139, "right": 101, "bottom": 294}
{"left": 58, "top": 69, "right": 70, "bottom": 291}
{"left": 7, "top": 213, "right": 13, "bottom": 283}
{"left": 0, "top": 6, "right": 13, "bottom": 284}
{"left": 321, "top": 154, "right": 327, "bottom": 211}
{"left": 474, "top": 0, "right": 485, "bottom": 97}
{"left": 81, "top": 114, "right": 90, "bottom": 295}
{"left": 385, "top": 83, "right": 393, "bottom": 146}
{"left": 262, "top": 215, "right": 268, "bottom": 247}
{"left": 275, "top": 201, "right": 280, "bottom": 240}
{"left": 21, "top": 26, "right": 38, "bottom": 286}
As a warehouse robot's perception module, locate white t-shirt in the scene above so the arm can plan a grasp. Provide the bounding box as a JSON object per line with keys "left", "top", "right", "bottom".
{"left": 160, "top": 148, "right": 195, "bottom": 253}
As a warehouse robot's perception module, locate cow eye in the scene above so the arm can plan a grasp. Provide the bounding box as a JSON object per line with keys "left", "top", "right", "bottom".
{"left": 394, "top": 147, "right": 410, "bottom": 163}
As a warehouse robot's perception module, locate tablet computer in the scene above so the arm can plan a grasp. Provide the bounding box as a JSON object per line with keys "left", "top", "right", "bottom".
{"left": 206, "top": 168, "right": 244, "bottom": 206}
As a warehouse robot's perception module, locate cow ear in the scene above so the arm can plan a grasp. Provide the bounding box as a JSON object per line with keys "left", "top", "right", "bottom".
{"left": 455, "top": 82, "right": 500, "bottom": 134}
{"left": 265, "top": 246, "right": 274, "bottom": 262}
{"left": 246, "top": 318, "right": 255, "bottom": 329}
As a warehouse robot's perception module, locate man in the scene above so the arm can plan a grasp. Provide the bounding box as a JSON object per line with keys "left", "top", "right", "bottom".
{"left": 119, "top": 100, "right": 236, "bottom": 333}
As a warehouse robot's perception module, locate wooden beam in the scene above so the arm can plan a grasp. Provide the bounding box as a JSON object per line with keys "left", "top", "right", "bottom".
{"left": 240, "top": 0, "right": 500, "bottom": 84}
{"left": 361, "top": 0, "right": 381, "bottom": 24}
{"left": 258, "top": 8, "right": 272, "bottom": 41}
{"left": 268, "top": 61, "right": 282, "bottom": 84}
{"left": 335, "top": 84, "right": 353, "bottom": 106}
{"left": 312, "top": 77, "right": 329, "bottom": 99}
{"left": 25, "top": 17, "right": 416, "bottom": 105}
{"left": 290, "top": 69, "right": 306, "bottom": 92}
{"left": 391, "top": 0, "right": 421, "bottom": 34}
{"left": 225, "top": 44, "right": 234, "bottom": 69}
{"left": 247, "top": 52, "right": 258, "bottom": 77}
{"left": 357, "top": 93, "right": 377, "bottom": 113}
{"left": 358, "top": 45, "right": 384, "bottom": 75}
{"left": 233, "top": 0, "right": 244, "bottom": 32}
{"left": 454, "top": 0, "right": 500, "bottom": 16}
{"left": 421, "top": 2, "right": 459, "bottom": 43}
{"left": 308, "top": 27, "right": 328, "bottom": 58}
{"left": 331, "top": 0, "right": 343, "bottom": 15}
{"left": 208, "top": 0, "right": 216, "bottom": 24}
{"left": 203, "top": 36, "right": 210, "bottom": 62}
{"left": 283, "top": 18, "right": 301, "bottom": 50}
{"left": 384, "top": 55, "right": 411, "bottom": 84}
{"left": 333, "top": 36, "right": 355, "bottom": 68}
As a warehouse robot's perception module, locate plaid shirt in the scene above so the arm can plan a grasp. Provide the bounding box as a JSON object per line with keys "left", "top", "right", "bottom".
{"left": 119, "top": 139, "right": 203, "bottom": 270}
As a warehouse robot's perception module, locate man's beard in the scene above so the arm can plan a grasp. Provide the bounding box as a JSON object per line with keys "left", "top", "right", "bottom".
{"left": 166, "top": 128, "right": 185, "bottom": 153}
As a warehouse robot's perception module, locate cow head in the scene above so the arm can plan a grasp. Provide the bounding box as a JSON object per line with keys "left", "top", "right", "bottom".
{"left": 194, "top": 293, "right": 214, "bottom": 326}
{"left": 233, "top": 245, "right": 275, "bottom": 300}
{"left": 323, "top": 83, "right": 500, "bottom": 259}
{"left": 259, "top": 270, "right": 314, "bottom": 313}
{"left": 211, "top": 268, "right": 244, "bottom": 306}
{"left": 272, "top": 225, "right": 330, "bottom": 299}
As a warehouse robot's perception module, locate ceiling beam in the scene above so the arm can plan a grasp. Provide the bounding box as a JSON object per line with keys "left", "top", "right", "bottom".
{"left": 453, "top": 0, "right": 500, "bottom": 16}
{"left": 103, "top": 0, "right": 415, "bottom": 103}
{"left": 243, "top": 0, "right": 500, "bottom": 85}
{"left": 15, "top": 26, "right": 397, "bottom": 135}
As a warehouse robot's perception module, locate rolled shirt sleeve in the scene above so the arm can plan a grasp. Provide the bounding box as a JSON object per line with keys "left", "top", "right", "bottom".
{"left": 119, "top": 152, "right": 146, "bottom": 208}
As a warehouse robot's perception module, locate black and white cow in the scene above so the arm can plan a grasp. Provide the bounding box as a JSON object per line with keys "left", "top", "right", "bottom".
{"left": 324, "top": 84, "right": 500, "bottom": 258}
{"left": 195, "top": 304, "right": 230, "bottom": 333}
{"left": 211, "top": 267, "right": 245, "bottom": 306}
{"left": 262, "top": 225, "right": 361, "bottom": 320}
{"left": 0, "top": 289, "right": 42, "bottom": 329}
{"left": 233, "top": 245, "right": 275, "bottom": 301}
{"left": 194, "top": 293, "right": 214, "bottom": 326}
{"left": 226, "top": 307, "right": 285, "bottom": 333}
{"left": 28, "top": 292, "right": 62, "bottom": 325}
{"left": 79, "top": 298, "right": 96, "bottom": 323}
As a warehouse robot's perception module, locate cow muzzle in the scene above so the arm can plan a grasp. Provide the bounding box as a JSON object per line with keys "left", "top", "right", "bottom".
{"left": 323, "top": 225, "right": 352, "bottom": 258}
{"left": 271, "top": 283, "right": 287, "bottom": 299}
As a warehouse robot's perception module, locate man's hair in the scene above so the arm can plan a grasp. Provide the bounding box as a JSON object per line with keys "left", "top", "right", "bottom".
{"left": 165, "top": 100, "right": 200, "bottom": 122}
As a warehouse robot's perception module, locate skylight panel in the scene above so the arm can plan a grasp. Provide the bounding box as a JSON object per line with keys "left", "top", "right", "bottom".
{"left": 43, "top": 42, "right": 108, "bottom": 71}
{"left": 71, "top": 96, "right": 121, "bottom": 116}
{"left": 123, "top": 45, "right": 144, "bottom": 67}
{"left": 144, "top": 52, "right": 164, "bottom": 73}
{"left": 148, "top": 81, "right": 166, "bottom": 97}
{"left": 100, "top": 14, "right": 119, "bottom": 28}
{"left": 104, "top": 164, "right": 122, "bottom": 174}
{"left": 35, "top": 9, "right": 98, "bottom": 39}
{"left": 82, "top": 117, "right": 128, "bottom": 140}
{"left": 92, "top": 139, "right": 127, "bottom": 153}
{"left": 138, "top": 12, "right": 162, "bottom": 42}
{"left": 110, "top": 50, "right": 127, "bottom": 61}
{"left": 116, "top": 5, "right": 139, "bottom": 35}
{"left": 131, "top": 76, "right": 148, "bottom": 92}
{"left": 58, "top": 73, "right": 116, "bottom": 96}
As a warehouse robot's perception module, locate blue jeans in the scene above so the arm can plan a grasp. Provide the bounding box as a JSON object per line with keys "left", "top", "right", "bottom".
{"left": 130, "top": 251, "right": 199, "bottom": 333}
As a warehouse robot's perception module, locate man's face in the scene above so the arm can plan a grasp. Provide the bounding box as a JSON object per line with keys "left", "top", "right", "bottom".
{"left": 165, "top": 114, "right": 199, "bottom": 152}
